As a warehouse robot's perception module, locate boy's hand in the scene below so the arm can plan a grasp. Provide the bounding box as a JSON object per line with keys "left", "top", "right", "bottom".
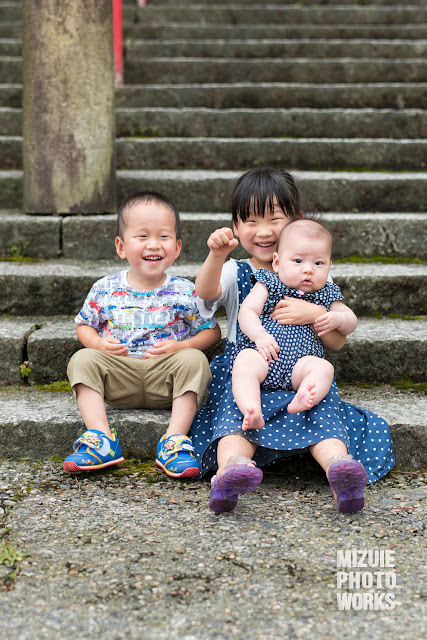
{"left": 143, "top": 340, "right": 183, "bottom": 358}
{"left": 98, "top": 336, "right": 129, "bottom": 356}
{"left": 207, "top": 227, "right": 239, "bottom": 258}
{"left": 313, "top": 311, "right": 342, "bottom": 336}
{"left": 254, "top": 332, "right": 280, "bottom": 362}
{"left": 270, "top": 297, "right": 319, "bottom": 325}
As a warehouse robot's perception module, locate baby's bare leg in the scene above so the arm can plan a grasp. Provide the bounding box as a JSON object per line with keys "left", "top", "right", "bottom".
{"left": 232, "top": 349, "right": 269, "bottom": 430}
{"left": 287, "top": 356, "right": 334, "bottom": 414}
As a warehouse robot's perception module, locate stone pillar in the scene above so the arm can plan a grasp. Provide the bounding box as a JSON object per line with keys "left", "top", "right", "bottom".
{"left": 22, "top": 0, "right": 116, "bottom": 214}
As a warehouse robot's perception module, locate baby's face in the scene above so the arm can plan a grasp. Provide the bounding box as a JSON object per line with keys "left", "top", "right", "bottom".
{"left": 273, "top": 230, "right": 331, "bottom": 293}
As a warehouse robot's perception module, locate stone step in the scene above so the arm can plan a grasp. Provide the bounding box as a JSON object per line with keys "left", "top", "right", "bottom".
{"left": 0, "top": 169, "right": 425, "bottom": 212}
{"left": 1, "top": 212, "right": 426, "bottom": 262}
{"left": 5, "top": 37, "right": 427, "bottom": 60}
{"left": 126, "top": 38, "right": 427, "bottom": 60}
{"left": 0, "top": 259, "right": 425, "bottom": 317}
{"left": 124, "top": 24, "right": 427, "bottom": 41}
{"left": 124, "top": 58, "right": 427, "bottom": 85}
{"left": 1, "top": 83, "right": 424, "bottom": 110}
{"left": 128, "top": 5, "right": 427, "bottom": 26}
{"left": 135, "top": 0, "right": 426, "bottom": 5}
{"left": 1, "top": 107, "right": 425, "bottom": 139}
{"left": 0, "top": 315, "right": 425, "bottom": 386}
{"left": 4, "top": 56, "right": 426, "bottom": 85}
{"left": 0, "top": 384, "right": 424, "bottom": 469}
{"left": 1, "top": 136, "right": 425, "bottom": 171}
{"left": 115, "top": 138, "right": 426, "bottom": 172}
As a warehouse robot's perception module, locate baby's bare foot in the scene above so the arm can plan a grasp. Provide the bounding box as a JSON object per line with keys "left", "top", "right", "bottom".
{"left": 287, "top": 383, "right": 316, "bottom": 414}
{"left": 242, "top": 407, "right": 265, "bottom": 430}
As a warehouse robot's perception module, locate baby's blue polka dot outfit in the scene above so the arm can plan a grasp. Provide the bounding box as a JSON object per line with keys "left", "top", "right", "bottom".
{"left": 190, "top": 261, "right": 394, "bottom": 483}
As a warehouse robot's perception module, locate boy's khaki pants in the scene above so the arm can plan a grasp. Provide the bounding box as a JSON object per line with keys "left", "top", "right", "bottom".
{"left": 67, "top": 348, "right": 212, "bottom": 409}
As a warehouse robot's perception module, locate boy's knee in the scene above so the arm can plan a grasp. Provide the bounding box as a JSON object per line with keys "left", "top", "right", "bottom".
{"left": 67, "top": 348, "right": 103, "bottom": 380}
{"left": 175, "top": 348, "right": 209, "bottom": 372}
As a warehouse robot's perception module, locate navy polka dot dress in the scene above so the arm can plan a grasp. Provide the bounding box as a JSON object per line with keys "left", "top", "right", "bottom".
{"left": 234, "top": 268, "right": 345, "bottom": 390}
{"left": 190, "top": 261, "right": 395, "bottom": 483}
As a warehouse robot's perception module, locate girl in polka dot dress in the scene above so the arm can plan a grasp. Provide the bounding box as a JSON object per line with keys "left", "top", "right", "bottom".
{"left": 190, "top": 167, "right": 394, "bottom": 515}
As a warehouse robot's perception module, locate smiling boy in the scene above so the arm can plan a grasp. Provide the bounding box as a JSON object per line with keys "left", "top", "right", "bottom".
{"left": 64, "top": 191, "right": 220, "bottom": 477}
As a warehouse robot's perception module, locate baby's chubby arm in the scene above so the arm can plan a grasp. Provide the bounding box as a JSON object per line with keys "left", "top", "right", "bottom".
{"left": 76, "top": 324, "right": 129, "bottom": 356}
{"left": 270, "top": 297, "right": 347, "bottom": 351}
{"left": 195, "top": 227, "right": 239, "bottom": 301}
{"left": 143, "top": 324, "right": 221, "bottom": 358}
{"left": 238, "top": 282, "right": 280, "bottom": 362}
{"left": 313, "top": 301, "right": 358, "bottom": 337}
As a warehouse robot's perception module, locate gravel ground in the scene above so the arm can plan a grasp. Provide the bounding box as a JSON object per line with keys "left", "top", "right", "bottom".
{"left": 0, "top": 459, "right": 425, "bottom": 640}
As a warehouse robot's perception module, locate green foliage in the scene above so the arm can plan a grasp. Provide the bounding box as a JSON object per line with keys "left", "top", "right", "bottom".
{"left": 0, "top": 543, "right": 23, "bottom": 567}
{"left": 19, "top": 361, "right": 32, "bottom": 383}
{"left": 37, "top": 380, "right": 72, "bottom": 392}
{"left": 335, "top": 254, "right": 425, "bottom": 265}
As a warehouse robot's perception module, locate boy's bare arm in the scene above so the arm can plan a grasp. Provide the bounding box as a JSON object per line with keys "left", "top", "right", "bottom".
{"left": 143, "top": 325, "right": 221, "bottom": 358}
{"left": 76, "top": 324, "right": 129, "bottom": 356}
{"left": 195, "top": 227, "right": 238, "bottom": 300}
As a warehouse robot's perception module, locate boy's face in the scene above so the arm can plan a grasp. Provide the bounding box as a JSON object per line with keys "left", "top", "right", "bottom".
{"left": 115, "top": 202, "right": 182, "bottom": 289}
{"left": 273, "top": 228, "right": 331, "bottom": 293}
{"left": 233, "top": 198, "right": 295, "bottom": 271}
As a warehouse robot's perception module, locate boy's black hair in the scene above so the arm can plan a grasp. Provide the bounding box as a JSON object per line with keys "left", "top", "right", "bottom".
{"left": 116, "top": 191, "right": 181, "bottom": 240}
{"left": 231, "top": 167, "right": 301, "bottom": 225}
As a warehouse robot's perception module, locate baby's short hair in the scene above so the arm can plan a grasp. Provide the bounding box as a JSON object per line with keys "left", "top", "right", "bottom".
{"left": 116, "top": 191, "right": 181, "bottom": 240}
{"left": 278, "top": 216, "right": 332, "bottom": 254}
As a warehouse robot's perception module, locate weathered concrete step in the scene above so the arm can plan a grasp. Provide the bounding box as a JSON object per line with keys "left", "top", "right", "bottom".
{"left": 0, "top": 385, "right": 424, "bottom": 469}
{"left": 129, "top": 5, "right": 427, "bottom": 25}
{"left": 0, "top": 23, "right": 20, "bottom": 39}
{"left": 2, "top": 212, "right": 426, "bottom": 262}
{"left": 125, "top": 24, "right": 427, "bottom": 41}
{"left": 124, "top": 58, "right": 427, "bottom": 84}
{"left": 116, "top": 138, "right": 427, "bottom": 172}
{"left": 0, "top": 260, "right": 425, "bottom": 316}
{"left": 0, "top": 4, "right": 20, "bottom": 21}
{"left": 115, "top": 83, "right": 427, "bottom": 110}
{"left": 137, "top": 0, "right": 427, "bottom": 5}
{"left": 0, "top": 169, "right": 425, "bottom": 212}
{"left": 2, "top": 107, "right": 426, "bottom": 140}
{"left": 4, "top": 57, "right": 426, "bottom": 85}
{"left": 2, "top": 136, "right": 426, "bottom": 171}
{"left": 0, "top": 315, "right": 425, "bottom": 386}
{"left": 1, "top": 83, "right": 424, "bottom": 110}
{"left": 6, "top": 38, "right": 427, "bottom": 60}
{"left": 116, "top": 170, "right": 427, "bottom": 213}
{"left": 126, "top": 38, "right": 427, "bottom": 60}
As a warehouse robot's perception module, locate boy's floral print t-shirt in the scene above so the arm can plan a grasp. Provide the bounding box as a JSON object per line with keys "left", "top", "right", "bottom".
{"left": 75, "top": 271, "right": 217, "bottom": 357}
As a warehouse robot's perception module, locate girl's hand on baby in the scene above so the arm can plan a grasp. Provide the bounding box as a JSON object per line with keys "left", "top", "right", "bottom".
{"left": 270, "top": 297, "right": 318, "bottom": 325}
{"left": 207, "top": 227, "right": 239, "bottom": 257}
{"left": 254, "top": 333, "right": 280, "bottom": 362}
{"left": 313, "top": 312, "right": 342, "bottom": 336}
{"left": 98, "top": 336, "right": 129, "bottom": 356}
{"left": 143, "top": 340, "right": 183, "bottom": 358}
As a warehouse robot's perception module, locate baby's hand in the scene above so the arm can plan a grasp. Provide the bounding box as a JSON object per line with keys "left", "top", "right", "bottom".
{"left": 254, "top": 332, "right": 280, "bottom": 362}
{"left": 98, "top": 336, "right": 129, "bottom": 356}
{"left": 207, "top": 227, "right": 239, "bottom": 257}
{"left": 143, "top": 340, "right": 183, "bottom": 358}
{"left": 313, "top": 311, "right": 342, "bottom": 336}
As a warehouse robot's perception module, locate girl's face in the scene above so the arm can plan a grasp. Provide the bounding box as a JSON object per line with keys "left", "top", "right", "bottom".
{"left": 233, "top": 199, "right": 297, "bottom": 271}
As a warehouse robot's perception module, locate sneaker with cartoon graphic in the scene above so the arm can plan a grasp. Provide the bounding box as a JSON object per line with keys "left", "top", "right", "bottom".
{"left": 63, "top": 429, "right": 124, "bottom": 473}
{"left": 156, "top": 433, "right": 201, "bottom": 478}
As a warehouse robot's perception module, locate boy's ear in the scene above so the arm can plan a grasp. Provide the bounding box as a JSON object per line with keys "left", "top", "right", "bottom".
{"left": 272, "top": 251, "right": 280, "bottom": 273}
{"left": 175, "top": 239, "right": 182, "bottom": 259}
{"left": 115, "top": 236, "right": 126, "bottom": 260}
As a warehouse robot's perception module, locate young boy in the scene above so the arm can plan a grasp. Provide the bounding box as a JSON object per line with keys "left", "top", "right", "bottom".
{"left": 63, "top": 191, "right": 221, "bottom": 478}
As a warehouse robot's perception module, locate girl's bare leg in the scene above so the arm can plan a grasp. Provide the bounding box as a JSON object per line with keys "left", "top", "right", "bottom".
{"left": 287, "top": 356, "right": 334, "bottom": 414}
{"left": 309, "top": 437, "right": 348, "bottom": 473}
{"left": 232, "top": 349, "right": 269, "bottom": 430}
{"left": 217, "top": 434, "right": 257, "bottom": 476}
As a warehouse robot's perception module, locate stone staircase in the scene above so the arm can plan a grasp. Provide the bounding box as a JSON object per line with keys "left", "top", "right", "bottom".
{"left": 0, "top": 0, "right": 425, "bottom": 468}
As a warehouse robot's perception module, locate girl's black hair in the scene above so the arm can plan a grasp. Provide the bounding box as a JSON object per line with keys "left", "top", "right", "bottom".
{"left": 116, "top": 191, "right": 181, "bottom": 240}
{"left": 231, "top": 167, "right": 301, "bottom": 225}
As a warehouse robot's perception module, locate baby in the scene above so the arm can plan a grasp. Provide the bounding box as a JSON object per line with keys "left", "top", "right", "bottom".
{"left": 232, "top": 218, "right": 357, "bottom": 430}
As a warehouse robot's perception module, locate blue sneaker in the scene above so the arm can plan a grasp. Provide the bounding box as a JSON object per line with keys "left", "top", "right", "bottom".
{"left": 63, "top": 429, "right": 124, "bottom": 473}
{"left": 156, "top": 434, "right": 201, "bottom": 478}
